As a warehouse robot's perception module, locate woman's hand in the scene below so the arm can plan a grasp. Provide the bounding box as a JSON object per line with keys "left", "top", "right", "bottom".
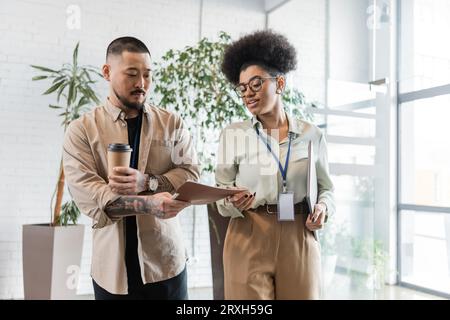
{"left": 305, "top": 203, "right": 327, "bottom": 232}
{"left": 225, "top": 187, "right": 256, "bottom": 211}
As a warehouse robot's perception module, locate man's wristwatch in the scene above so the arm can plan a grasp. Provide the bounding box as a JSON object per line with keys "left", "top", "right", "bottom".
{"left": 148, "top": 175, "right": 159, "bottom": 192}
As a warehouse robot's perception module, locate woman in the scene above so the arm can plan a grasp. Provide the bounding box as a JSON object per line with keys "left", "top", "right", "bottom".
{"left": 215, "top": 30, "right": 335, "bottom": 300}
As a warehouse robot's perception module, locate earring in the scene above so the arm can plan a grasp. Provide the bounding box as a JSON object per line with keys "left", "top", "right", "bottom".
{"left": 276, "top": 88, "right": 282, "bottom": 94}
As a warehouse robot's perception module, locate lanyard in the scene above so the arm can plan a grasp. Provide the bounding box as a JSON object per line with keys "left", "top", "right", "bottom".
{"left": 255, "top": 127, "right": 293, "bottom": 192}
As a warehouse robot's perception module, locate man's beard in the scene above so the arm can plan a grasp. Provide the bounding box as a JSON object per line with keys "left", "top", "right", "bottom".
{"left": 113, "top": 88, "right": 146, "bottom": 111}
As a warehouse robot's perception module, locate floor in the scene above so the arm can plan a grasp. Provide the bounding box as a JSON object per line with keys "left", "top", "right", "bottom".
{"left": 322, "top": 271, "right": 445, "bottom": 300}
{"left": 78, "top": 271, "right": 446, "bottom": 300}
{"left": 187, "top": 270, "right": 447, "bottom": 300}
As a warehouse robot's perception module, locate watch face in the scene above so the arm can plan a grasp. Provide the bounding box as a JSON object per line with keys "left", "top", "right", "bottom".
{"left": 149, "top": 178, "right": 158, "bottom": 191}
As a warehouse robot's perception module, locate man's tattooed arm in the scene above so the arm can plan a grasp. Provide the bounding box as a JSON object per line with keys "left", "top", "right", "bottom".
{"left": 105, "top": 195, "right": 165, "bottom": 219}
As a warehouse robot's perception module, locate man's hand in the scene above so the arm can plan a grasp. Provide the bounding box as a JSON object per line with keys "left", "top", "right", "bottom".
{"left": 225, "top": 187, "right": 255, "bottom": 211}
{"left": 149, "top": 192, "right": 191, "bottom": 219}
{"left": 108, "top": 167, "right": 147, "bottom": 195}
{"left": 305, "top": 203, "right": 327, "bottom": 232}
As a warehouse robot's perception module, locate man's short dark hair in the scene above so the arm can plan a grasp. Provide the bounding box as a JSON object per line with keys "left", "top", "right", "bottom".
{"left": 106, "top": 36, "right": 151, "bottom": 61}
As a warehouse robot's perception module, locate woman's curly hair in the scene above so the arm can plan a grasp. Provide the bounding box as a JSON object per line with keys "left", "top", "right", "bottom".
{"left": 221, "top": 30, "right": 297, "bottom": 85}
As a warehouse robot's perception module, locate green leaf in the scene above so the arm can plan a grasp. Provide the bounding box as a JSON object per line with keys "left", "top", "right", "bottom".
{"left": 59, "top": 200, "right": 81, "bottom": 226}
{"left": 43, "top": 80, "right": 65, "bottom": 95}
{"left": 32, "top": 75, "right": 48, "bottom": 81}
{"left": 49, "top": 105, "right": 62, "bottom": 109}
{"left": 30, "top": 65, "right": 58, "bottom": 73}
{"left": 73, "top": 42, "right": 79, "bottom": 67}
{"left": 52, "top": 74, "right": 66, "bottom": 84}
{"left": 84, "top": 85, "right": 100, "bottom": 104}
{"left": 84, "top": 66, "right": 103, "bottom": 78}
{"left": 77, "top": 96, "right": 89, "bottom": 107}
{"left": 56, "top": 82, "right": 68, "bottom": 102}
{"left": 67, "top": 80, "right": 75, "bottom": 105}
{"left": 81, "top": 69, "right": 92, "bottom": 82}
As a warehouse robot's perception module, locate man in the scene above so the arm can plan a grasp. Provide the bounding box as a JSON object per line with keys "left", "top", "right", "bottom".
{"left": 63, "top": 37, "right": 199, "bottom": 300}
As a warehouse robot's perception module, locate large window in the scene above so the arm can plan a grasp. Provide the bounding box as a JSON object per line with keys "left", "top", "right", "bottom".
{"left": 400, "top": 96, "right": 450, "bottom": 208}
{"left": 398, "top": 0, "right": 450, "bottom": 298}
{"left": 399, "top": 0, "right": 450, "bottom": 93}
{"left": 400, "top": 211, "right": 450, "bottom": 294}
{"left": 269, "top": 0, "right": 450, "bottom": 299}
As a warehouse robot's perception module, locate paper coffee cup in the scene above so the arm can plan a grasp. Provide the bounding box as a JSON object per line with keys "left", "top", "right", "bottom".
{"left": 107, "top": 143, "right": 133, "bottom": 177}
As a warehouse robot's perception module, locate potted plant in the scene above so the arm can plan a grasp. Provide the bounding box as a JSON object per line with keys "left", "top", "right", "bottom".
{"left": 348, "top": 237, "right": 389, "bottom": 292}
{"left": 153, "top": 32, "right": 315, "bottom": 299}
{"left": 23, "top": 42, "right": 102, "bottom": 299}
{"left": 366, "top": 240, "right": 389, "bottom": 291}
{"left": 319, "top": 215, "right": 349, "bottom": 290}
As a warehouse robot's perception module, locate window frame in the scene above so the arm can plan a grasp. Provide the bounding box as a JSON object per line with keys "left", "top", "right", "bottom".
{"left": 396, "top": 0, "right": 450, "bottom": 299}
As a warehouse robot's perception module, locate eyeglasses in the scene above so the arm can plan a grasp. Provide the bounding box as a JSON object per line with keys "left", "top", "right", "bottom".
{"left": 233, "top": 76, "right": 278, "bottom": 97}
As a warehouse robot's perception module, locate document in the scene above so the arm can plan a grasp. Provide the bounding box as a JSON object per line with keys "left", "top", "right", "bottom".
{"left": 306, "top": 140, "right": 318, "bottom": 213}
{"left": 172, "top": 181, "right": 247, "bottom": 205}
{"left": 306, "top": 141, "right": 319, "bottom": 240}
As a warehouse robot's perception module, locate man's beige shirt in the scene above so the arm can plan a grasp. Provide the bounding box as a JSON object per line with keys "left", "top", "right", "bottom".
{"left": 63, "top": 98, "right": 199, "bottom": 294}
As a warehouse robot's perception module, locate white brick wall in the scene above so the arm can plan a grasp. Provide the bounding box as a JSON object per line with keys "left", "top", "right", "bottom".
{"left": 268, "top": 0, "right": 327, "bottom": 104}
{"left": 0, "top": 0, "right": 266, "bottom": 299}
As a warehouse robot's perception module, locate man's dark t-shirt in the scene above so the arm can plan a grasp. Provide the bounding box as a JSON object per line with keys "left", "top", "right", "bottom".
{"left": 125, "top": 111, "right": 143, "bottom": 290}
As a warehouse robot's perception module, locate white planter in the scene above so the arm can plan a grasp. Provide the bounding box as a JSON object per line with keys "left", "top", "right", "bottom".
{"left": 321, "top": 254, "right": 338, "bottom": 289}
{"left": 350, "top": 257, "right": 371, "bottom": 274}
{"left": 22, "top": 224, "right": 84, "bottom": 300}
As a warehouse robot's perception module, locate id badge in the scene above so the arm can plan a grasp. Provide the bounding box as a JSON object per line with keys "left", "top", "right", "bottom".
{"left": 278, "top": 192, "right": 295, "bottom": 221}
